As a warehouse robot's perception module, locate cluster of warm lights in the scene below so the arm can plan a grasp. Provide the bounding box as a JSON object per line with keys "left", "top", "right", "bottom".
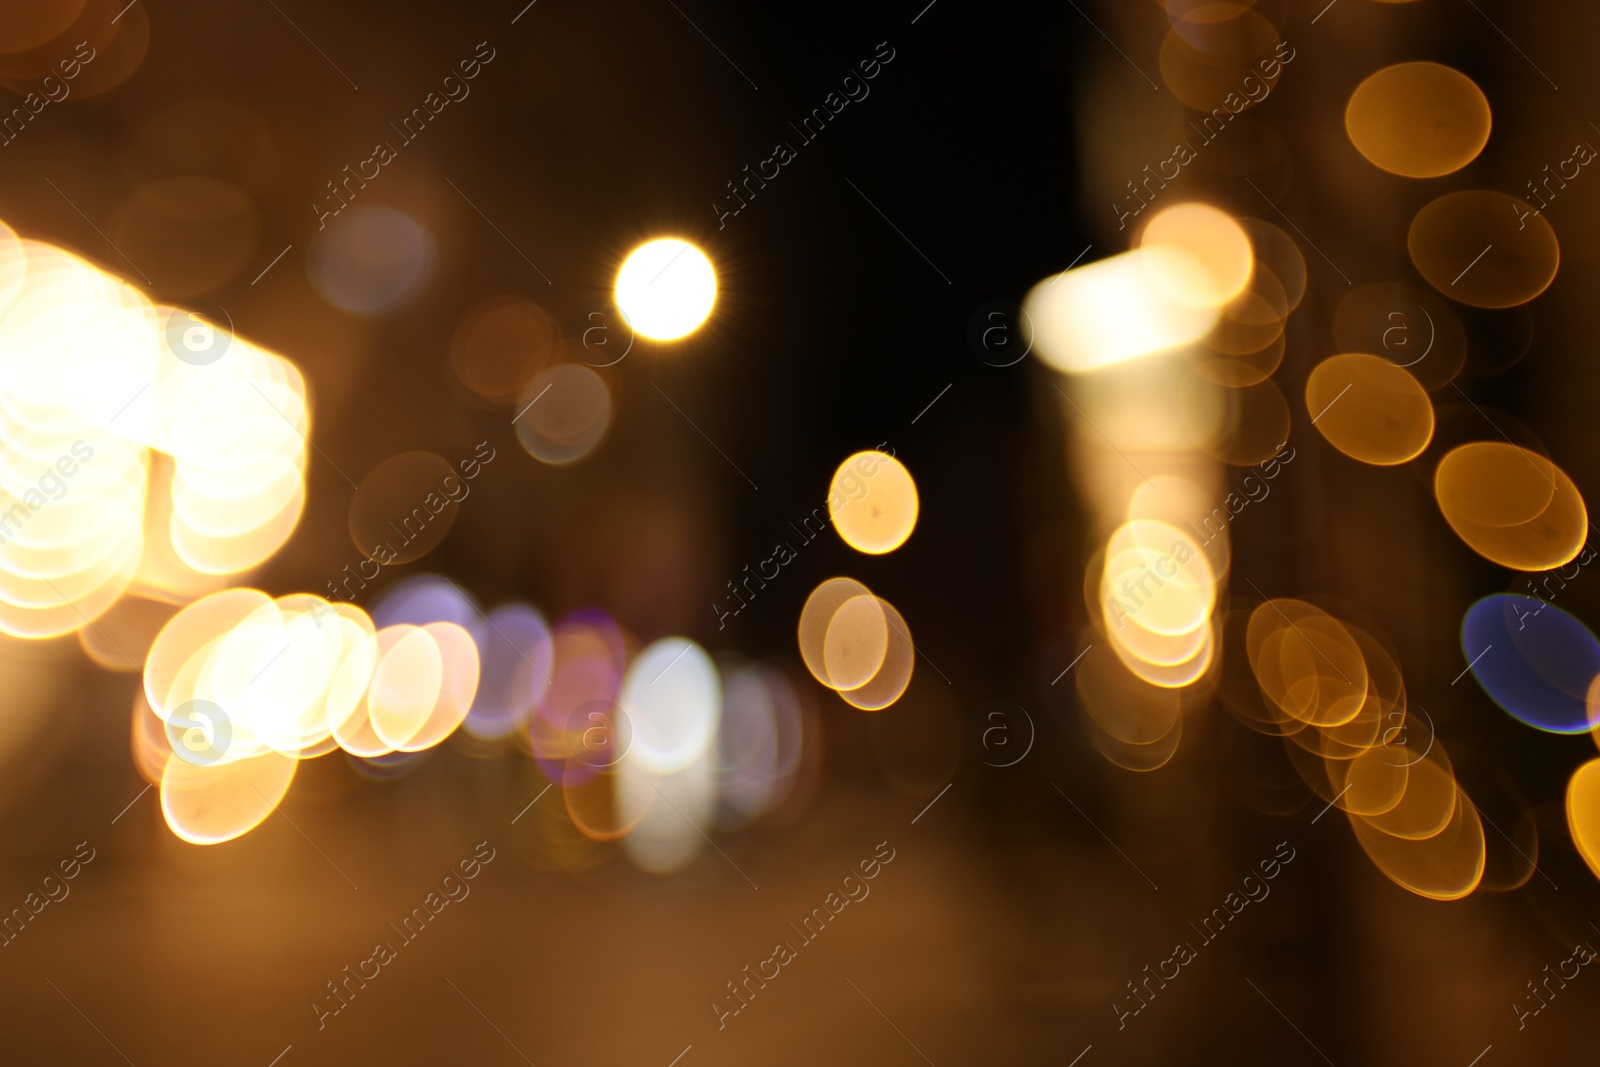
{"left": 1026, "top": 202, "right": 1305, "bottom": 474}
{"left": 1099, "top": 519, "right": 1218, "bottom": 689}
{"left": 1025, "top": 201, "right": 1275, "bottom": 777}
{"left": 138, "top": 589, "right": 428, "bottom": 844}
{"left": 1025, "top": 204, "right": 1255, "bottom": 375}
{"left": 793, "top": 450, "right": 923, "bottom": 713}
{"left": 1014, "top": 0, "right": 1600, "bottom": 904}
{"left": 1234, "top": 600, "right": 1487, "bottom": 900}
{"left": 1313, "top": 58, "right": 1584, "bottom": 571}
{"left": 126, "top": 566, "right": 808, "bottom": 861}
{"left": 1334, "top": 50, "right": 1600, "bottom": 882}
{"left": 0, "top": 221, "right": 814, "bottom": 868}
{"left": 0, "top": 221, "right": 307, "bottom": 641}
{"left": 448, "top": 238, "right": 717, "bottom": 469}
{"left": 364, "top": 577, "right": 808, "bottom": 872}
{"left": 1019, "top": 175, "right": 1565, "bottom": 897}
{"left": 798, "top": 577, "right": 915, "bottom": 712}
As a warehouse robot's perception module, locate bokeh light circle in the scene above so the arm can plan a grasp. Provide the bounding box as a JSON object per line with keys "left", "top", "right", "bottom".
{"left": 1408, "top": 191, "right": 1559, "bottom": 309}
{"left": 829, "top": 451, "right": 919, "bottom": 555}
{"left": 1139, "top": 203, "right": 1254, "bottom": 309}
{"left": 837, "top": 595, "right": 914, "bottom": 711}
{"left": 1306, "top": 353, "right": 1434, "bottom": 465}
{"left": 619, "top": 637, "right": 719, "bottom": 774}
{"left": 348, "top": 452, "right": 461, "bottom": 565}
{"left": 160, "top": 749, "right": 296, "bottom": 845}
{"left": 464, "top": 603, "right": 551, "bottom": 740}
{"left": 450, "top": 296, "right": 557, "bottom": 404}
{"left": 512, "top": 363, "right": 612, "bottom": 466}
{"left": 308, "top": 206, "right": 436, "bottom": 315}
{"left": 799, "top": 577, "right": 876, "bottom": 690}
{"left": 822, "top": 594, "right": 889, "bottom": 692}
{"left": 614, "top": 238, "right": 716, "bottom": 341}
{"left": 1345, "top": 62, "right": 1491, "bottom": 178}
{"left": 1434, "top": 443, "right": 1587, "bottom": 571}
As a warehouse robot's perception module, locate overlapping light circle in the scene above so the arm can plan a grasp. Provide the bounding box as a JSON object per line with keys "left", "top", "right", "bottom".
{"left": 1225, "top": 598, "right": 1487, "bottom": 900}
{"left": 1434, "top": 443, "right": 1587, "bottom": 571}
{"left": 797, "top": 577, "right": 915, "bottom": 710}
{"left": 1099, "top": 519, "right": 1218, "bottom": 688}
{"left": 141, "top": 587, "right": 488, "bottom": 842}
{"left": 0, "top": 223, "right": 309, "bottom": 638}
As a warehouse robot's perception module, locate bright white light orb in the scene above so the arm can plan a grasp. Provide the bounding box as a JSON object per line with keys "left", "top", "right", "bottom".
{"left": 614, "top": 238, "right": 717, "bottom": 341}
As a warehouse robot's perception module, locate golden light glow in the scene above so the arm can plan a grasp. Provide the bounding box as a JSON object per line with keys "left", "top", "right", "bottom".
{"left": 1127, "top": 473, "right": 1230, "bottom": 580}
{"left": 798, "top": 577, "right": 873, "bottom": 689}
{"left": 1222, "top": 593, "right": 1490, "bottom": 900}
{"left": 1103, "top": 520, "right": 1216, "bottom": 636}
{"left": 1246, "top": 600, "right": 1369, "bottom": 729}
{"left": 0, "top": 222, "right": 311, "bottom": 641}
{"left": 1434, "top": 442, "right": 1587, "bottom": 571}
{"left": 394, "top": 622, "right": 480, "bottom": 753}
{"left": 1099, "top": 520, "right": 1219, "bottom": 689}
{"left": 145, "top": 588, "right": 276, "bottom": 723}
{"left": 1408, "top": 191, "right": 1559, "bottom": 308}
{"left": 1338, "top": 746, "right": 1410, "bottom": 817}
{"left": 367, "top": 625, "right": 445, "bottom": 750}
{"left": 1362, "top": 750, "right": 1459, "bottom": 839}
{"left": 0, "top": 160, "right": 840, "bottom": 865}
{"left": 614, "top": 238, "right": 717, "bottom": 341}
{"left": 1024, "top": 249, "right": 1221, "bottom": 374}
{"left": 829, "top": 451, "right": 919, "bottom": 555}
{"left": 823, "top": 594, "right": 890, "bottom": 692}
{"left": 138, "top": 583, "right": 488, "bottom": 844}
{"left": 1568, "top": 758, "right": 1600, "bottom": 882}
{"left": 1138, "top": 203, "right": 1255, "bottom": 309}
{"left": 160, "top": 749, "right": 296, "bottom": 845}
{"left": 838, "top": 597, "right": 914, "bottom": 711}
{"left": 1306, "top": 353, "right": 1435, "bottom": 466}
{"left": 1345, "top": 62, "right": 1492, "bottom": 178}
{"left": 797, "top": 577, "right": 914, "bottom": 709}
{"left": 1348, "top": 785, "right": 1485, "bottom": 900}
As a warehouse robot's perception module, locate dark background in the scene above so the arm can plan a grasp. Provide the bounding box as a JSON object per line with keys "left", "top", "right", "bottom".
{"left": 0, "top": 1, "right": 1598, "bottom": 1064}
